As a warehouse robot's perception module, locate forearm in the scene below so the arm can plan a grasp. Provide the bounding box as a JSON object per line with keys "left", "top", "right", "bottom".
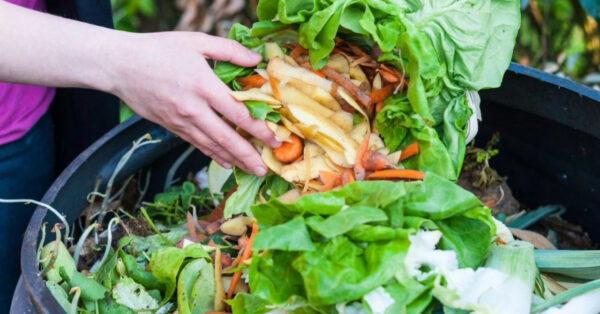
{"left": 0, "top": 0, "right": 128, "bottom": 92}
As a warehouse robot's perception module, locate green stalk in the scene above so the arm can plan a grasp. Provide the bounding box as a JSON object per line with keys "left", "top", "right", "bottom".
{"left": 69, "top": 287, "right": 81, "bottom": 314}
{"left": 36, "top": 222, "right": 47, "bottom": 263}
{"left": 531, "top": 279, "right": 600, "bottom": 313}
{"left": 0, "top": 198, "right": 70, "bottom": 244}
{"left": 40, "top": 224, "right": 62, "bottom": 277}
{"left": 73, "top": 223, "right": 98, "bottom": 267}
{"left": 90, "top": 218, "right": 119, "bottom": 273}
{"left": 140, "top": 207, "right": 175, "bottom": 246}
{"left": 535, "top": 250, "right": 600, "bottom": 280}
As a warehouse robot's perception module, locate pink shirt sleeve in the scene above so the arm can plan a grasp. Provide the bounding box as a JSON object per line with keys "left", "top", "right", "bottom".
{"left": 0, "top": 0, "right": 56, "bottom": 145}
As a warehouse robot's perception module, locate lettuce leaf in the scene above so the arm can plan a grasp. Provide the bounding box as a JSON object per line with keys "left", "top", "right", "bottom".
{"left": 244, "top": 101, "right": 281, "bottom": 123}
{"left": 224, "top": 168, "right": 266, "bottom": 218}
{"left": 150, "top": 244, "right": 211, "bottom": 304}
{"left": 253, "top": 216, "right": 316, "bottom": 251}
{"left": 251, "top": 0, "right": 519, "bottom": 180}
{"left": 243, "top": 173, "right": 495, "bottom": 310}
{"left": 306, "top": 205, "right": 388, "bottom": 238}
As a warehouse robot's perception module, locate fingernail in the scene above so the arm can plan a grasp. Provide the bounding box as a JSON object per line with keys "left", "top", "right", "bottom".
{"left": 254, "top": 166, "right": 267, "bottom": 176}
{"left": 271, "top": 140, "right": 282, "bottom": 148}
{"left": 222, "top": 162, "right": 232, "bottom": 169}
{"left": 248, "top": 50, "right": 262, "bottom": 60}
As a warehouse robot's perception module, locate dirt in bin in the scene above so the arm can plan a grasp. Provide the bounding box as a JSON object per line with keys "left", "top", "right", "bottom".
{"left": 458, "top": 134, "right": 597, "bottom": 250}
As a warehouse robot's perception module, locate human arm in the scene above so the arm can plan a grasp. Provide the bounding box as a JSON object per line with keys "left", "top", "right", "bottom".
{"left": 0, "top": 0, "right": 279, "bottom": 175}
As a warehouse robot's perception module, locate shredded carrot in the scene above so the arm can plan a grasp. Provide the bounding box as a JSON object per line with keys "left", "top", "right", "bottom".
{"left": 350, "top": 55, "right": 371, "bottom": 68}
{"left": 320, "top": 175, "right": 342, "bottom": 192}
{"left": 269, "top": 77, "right": 281, "bottom": 101}
{"left": 241, "top": 85, "right": 255, "bottom": 91}
{"left": 319, "top": 170, "right": 340, "bottom": 185}
{"left": 345, "top": 42, "right": 370, "bottom": 58}
{"left": 273, "top": 134, "right": 303, "bottom": 163}
{"left": 354, "top": 133, "right": 370, "bottom": 180}
{"left": 484, "top": 200, "right": 496, "bottom": 208}
{"left": 185, "top": 212, "right": 198, "bottom": 240}
{"left": 321, "top": 66, "right": 372, "bottom": 107}
{"left": 312, "top": 70, "right": 326, "bottom": 78}
{"left": 362, "top": 150, "right": 390, "bottom": 171}
{"left": 369, "top": 84, "right": 396, "bottom": 104}
{"left": 330, "top": 82, "right": 339, "bottom": 98}
{"left": 379, "top": 67, "right": 399, "bottom": 83}
{"left": 400, "top": 142, "right": 420, "bottom": 161}
{"left": 375, "top": 101, "right": 384, "bottom": 114}
{"left": 227, "top": 222, "right": 259, "bottom": 300}
{"left": 208, "top": 186, "right": 237, "bottom": 222}
{"left": 237, "top": 74, "right": 267, "bottom": 87}
{"left": 367, "top": 169, "right": 426, "bottom": 181}
{"left": 497, "top": 238, "right": 508, "bottom": 245}
{"left": 342, "top": 168, "right": 356, "bottom": 185}
{"left": 289, "top": 45, "right": 308, "bottom": 59}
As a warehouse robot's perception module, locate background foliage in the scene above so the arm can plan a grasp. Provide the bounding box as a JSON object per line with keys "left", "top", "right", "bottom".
{"left": 112, "top": 0, "right": 600, "bottom": 98}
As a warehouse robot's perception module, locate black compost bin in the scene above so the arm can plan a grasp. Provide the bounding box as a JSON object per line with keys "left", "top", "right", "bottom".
{"left": 10, "top": 63, "right": 600, "bottom": 313}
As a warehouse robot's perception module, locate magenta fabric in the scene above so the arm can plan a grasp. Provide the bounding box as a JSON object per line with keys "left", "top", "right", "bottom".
{"left": 0, "top": 0, "right": 56, "bottom": 145}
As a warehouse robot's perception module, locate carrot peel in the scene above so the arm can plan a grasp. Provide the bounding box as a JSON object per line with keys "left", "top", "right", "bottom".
{"left": 237, "top": 74, "right": 267, "bottom": 87}
{"left": 227, "top": 222, "right": 258, "bottom": 300}
{"left": 269, "top": 77, "right": 281, "bottom": 101}
{"left": 367, "top": 169, "right": 425, "bottom": 181}
{"left": 400, "top": 142, "right": 419, "bottom": 161}
{"left": 362, "top": 150, "right": 390, "bottom": 171}
{"left": 273, "top": 134, "right": 303, "bottom": 163}
{"left": 354, "top": 133, "right": 370, "bottom": 180}
{"left": 369, "top": 84, "right": 396, "bottom": 104}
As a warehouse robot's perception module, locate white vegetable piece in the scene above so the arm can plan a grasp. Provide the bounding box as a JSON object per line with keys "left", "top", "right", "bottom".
{"left": 542, "top": 288, "right": 600, "bottom": 314}
{"left": 364, "top": 287, "right": 395, "bottom": 314}
{"left": 404, "top": 230, "right": 458, "bottom": 280}
{"left": 220, "top": 216, "right": 256, "bottom": 236}
{"left": 493, "top": 217, "right": 515, "bottom": 243}
{"left": 465, "top": 90, "right": 481, "bottom": 143}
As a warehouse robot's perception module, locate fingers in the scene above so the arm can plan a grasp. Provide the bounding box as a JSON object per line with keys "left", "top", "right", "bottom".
{"left": 191, "top": 108, "right": 268, "bottom": 176}
{"left": 202, "top": 70, "right": 281, "bottom": 149}
{"left": 198, "top": 34, "right": 262, "bottom": 67}
{"left": 177, "top": 130, "right": 234, "bottom": 169}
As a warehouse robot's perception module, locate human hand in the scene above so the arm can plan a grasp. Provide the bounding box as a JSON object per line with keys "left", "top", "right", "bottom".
{"left": 108, "top": 31, "right": 280, "bottom": 176}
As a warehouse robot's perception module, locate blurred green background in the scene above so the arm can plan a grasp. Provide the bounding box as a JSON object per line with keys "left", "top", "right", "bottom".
{"left": 113, "top": 0, "right": 600, "bottom": 120}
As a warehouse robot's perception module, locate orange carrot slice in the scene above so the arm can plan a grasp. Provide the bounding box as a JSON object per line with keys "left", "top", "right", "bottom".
{"left": 400, "top": 142, "right": 419, "bottom": 161}
{"left": 367, "top": 169, "right": 426, "bottom": 181}
{"left": 227, "top": 222, "right": 258, "bottom": 300}
{"left": 273, "top": 134, "right": 303, "bottom": 163}
{"left": 269, "top": 77, "right": 281, "bottom": 101}
{"left": 237, "top": 74, "right": 267, "bottom": 87}
{"left": 369, "top": 84, "right": 396, "bottom": 104}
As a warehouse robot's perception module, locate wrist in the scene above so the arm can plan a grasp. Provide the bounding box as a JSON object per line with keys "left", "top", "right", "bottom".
{"left": 84, "top": 29, "right": 139, "bottom": 95}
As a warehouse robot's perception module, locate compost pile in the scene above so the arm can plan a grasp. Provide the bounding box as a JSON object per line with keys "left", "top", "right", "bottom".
{"left": 33, "top": 0, "right": 600, "bottom": 313}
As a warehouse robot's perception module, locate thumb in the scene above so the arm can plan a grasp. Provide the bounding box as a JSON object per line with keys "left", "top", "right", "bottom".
{"left": 198, "top": 34, "right": 262, "bottom": 67}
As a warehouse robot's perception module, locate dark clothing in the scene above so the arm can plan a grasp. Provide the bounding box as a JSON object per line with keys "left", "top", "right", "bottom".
{"left": 0, "top": 0, "right": 119, "bottom": 309}
{"left": 45, "top": 0, "right": 120, "bottom": 172}
{"left": 0, "top": 112, "right": 55, "bottom": 309}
